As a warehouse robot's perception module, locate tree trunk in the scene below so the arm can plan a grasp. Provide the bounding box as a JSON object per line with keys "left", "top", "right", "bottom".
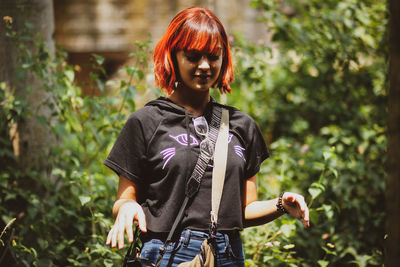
{"left": 386, "top": 0, "right": 400, "bottom": 266}
{"left": 0, "top": 0, "right": 55, "bottom": 173}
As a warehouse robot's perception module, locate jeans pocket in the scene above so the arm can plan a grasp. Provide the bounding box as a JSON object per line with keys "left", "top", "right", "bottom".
{"left": 141, "top": 238, "right": 183, "bottom": 264}
{"left": 141, "top": 239, "right": 163, "bottom": 262}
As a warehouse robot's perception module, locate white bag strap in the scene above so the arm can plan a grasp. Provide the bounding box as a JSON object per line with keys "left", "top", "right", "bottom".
{"left": 210, "top": 108, "right": 229, "bottom": 225}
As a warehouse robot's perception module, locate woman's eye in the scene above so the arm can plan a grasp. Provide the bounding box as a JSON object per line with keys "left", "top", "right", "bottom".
{"left": 186, "top": 53, "right": 201, "bottom": 62}
{"left": 208, "top": 55, "right": 220, "bottom": 61}
{"left": 184, "top": 51, "right": 220, "bottom": 62}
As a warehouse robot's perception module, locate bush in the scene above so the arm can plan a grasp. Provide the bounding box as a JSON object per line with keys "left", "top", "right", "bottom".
{"left": 228, "top": 0, "right": 387, "bottom": 266}
{"left": 0, "top": 22, "right": 155, "bottom": 265}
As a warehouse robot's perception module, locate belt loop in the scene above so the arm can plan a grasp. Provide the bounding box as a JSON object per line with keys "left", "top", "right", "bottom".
{"left": 182, "top": 229, "right": 190, "bottom": 247}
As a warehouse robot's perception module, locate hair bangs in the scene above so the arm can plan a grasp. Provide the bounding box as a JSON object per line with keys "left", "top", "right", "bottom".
{"left": 174, "top": 19, "right": 223, "bottom": 55}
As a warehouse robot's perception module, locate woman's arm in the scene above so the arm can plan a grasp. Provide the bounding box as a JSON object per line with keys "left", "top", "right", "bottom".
{"left": 106, "top": 175, "right": 147, "bottom": 249}
{"left": 243, "top": 175, "right": 310, "bottom": 228}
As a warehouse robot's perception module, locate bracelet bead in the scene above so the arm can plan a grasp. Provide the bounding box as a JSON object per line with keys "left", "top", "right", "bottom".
{"left": 276, "top": 192, "right": 289, "bottom": 214}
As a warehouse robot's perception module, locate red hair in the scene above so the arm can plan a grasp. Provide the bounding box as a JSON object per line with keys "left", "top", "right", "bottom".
{"left": 153, "top": 6, "right": 234, "bottom": 94}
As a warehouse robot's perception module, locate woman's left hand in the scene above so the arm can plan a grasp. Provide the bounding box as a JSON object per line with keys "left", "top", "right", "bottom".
{"left": 282, "top": 192, "right": 310, "bottom": 228}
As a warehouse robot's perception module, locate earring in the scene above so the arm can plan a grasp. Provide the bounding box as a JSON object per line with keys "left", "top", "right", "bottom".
{"left": 175, "top": 81, "right": 179, "bottom": 88}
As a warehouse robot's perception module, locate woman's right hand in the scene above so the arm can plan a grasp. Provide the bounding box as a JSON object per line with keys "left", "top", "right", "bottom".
{"left": 106, "top": 199, "right": 147, "bottom": 249}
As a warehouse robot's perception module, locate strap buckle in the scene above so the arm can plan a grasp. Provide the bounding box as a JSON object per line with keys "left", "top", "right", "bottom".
{"left": 210, "top": 212, "right": 217, "bottom": 236}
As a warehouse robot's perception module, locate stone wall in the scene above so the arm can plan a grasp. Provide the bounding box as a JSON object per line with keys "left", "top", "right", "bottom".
{"left": 54, "top": 0, "right": 267, "bottom": 52}
{"left": 53, "top": 0, "right": 268, "bottom": 94}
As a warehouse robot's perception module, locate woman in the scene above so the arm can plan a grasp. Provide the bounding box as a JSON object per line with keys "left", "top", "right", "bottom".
{"left": 105, "top": 6, "right": 310, "bottom": 266}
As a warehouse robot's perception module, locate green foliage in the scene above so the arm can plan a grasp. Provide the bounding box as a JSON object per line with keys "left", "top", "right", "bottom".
{"left": 0, "top": 0, "right": 387, "bottom": 266}
{"left": 229, "top": 0, "right": 387, "bottom": 266}
{"left": 0, "top": 20, "right": 154, "bottom": 266}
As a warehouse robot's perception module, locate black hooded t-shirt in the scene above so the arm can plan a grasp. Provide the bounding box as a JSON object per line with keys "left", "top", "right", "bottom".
{"left": 104, "top": 97, "right": 269, "bottom": 233}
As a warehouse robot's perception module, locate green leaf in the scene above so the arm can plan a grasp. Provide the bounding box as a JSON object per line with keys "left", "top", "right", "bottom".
{"left": 65, "top": 69, "right": 75, "bottom": 82}
{"left": 137, "top": 70, "right": 144, "bottom": 80}
{"left": 37, "top": 238, "right": 49, "bottom": 249}
{"left": 125, "top": 65, "right": 136, "bottom": 76}
{"left": 318, "top": 260, "right": 329, "bottom": 267}
{"left": 79, "top": 196, "right": 91, "bottom": 206}
{"left": 329, "top": 167, "right": 339, "bottom": 178}
{"left": 24, "top": 22, "right": 34, "bottom": 30}
{"left": 281, "top": 224, "right": 296, "bottom": 237}
{"left": 350, "top": 254, "right": 373, "bottom": 267}
{"left": 309, "top": 209, "right": 320, "bottom": 224}
{"left": 308, "top": 182, "right": 325, "bottom": 200}
{"left": 103, "top": 259, "right": 114, "bottom": 267}
{"left": 322, "top": 204, "right": 334, "bottom": 219}
{"left": 0, "top": 175, "right": 8, "bottom": 188}
{"left": 0, "top": 217, "right": 16, "bottom": 245}
{"left": 262, "top": 255, "right": 274, "bottom": 262}
{"left": 322, "top": 246, "right": 337, "bottom": 256}
{"left": 283, "top": 244, "right": 295, "bottom": 250}
{"left": 92, "top": 54, "right": 104, "bottom": 65}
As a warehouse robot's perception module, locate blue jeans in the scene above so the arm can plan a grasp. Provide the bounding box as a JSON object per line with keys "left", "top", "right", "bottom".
{"left": 140, "top": 229, "right": 244, "bottom": 267}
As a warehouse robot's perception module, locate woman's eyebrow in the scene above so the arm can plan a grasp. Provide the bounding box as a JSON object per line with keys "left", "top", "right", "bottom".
{"left": 184, "top": 49, "right": 201, "bottom": 53}
{"left": 185, "top": 48, "right": 222, "bottom": 54}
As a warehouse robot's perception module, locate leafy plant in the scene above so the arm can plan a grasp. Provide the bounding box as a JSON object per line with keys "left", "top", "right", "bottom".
{"left": 230, "top": 0, "right": 387, "bottom": 266}
{"left": 0, "top": 19, "right": 154, "bottom": 266}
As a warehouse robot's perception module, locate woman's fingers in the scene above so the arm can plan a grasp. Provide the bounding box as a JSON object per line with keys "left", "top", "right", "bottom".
{"left": 111, "top": 222, "right": 118, "bottom": 248}
{"left": 298, "top": 196, "right": 310, "bottom": 228}
{"left": 136, "top": 207, "right": 147, "bottom": 232}
{"left": 298, "top": 196, "right": 307, "bottom": 213}
{"left": 125, "top": 213, "right": 134, "bottom": 244}
{"left": 106, "top": 202, "right": 147, "bottom": 249}
{"left": 283, "top": 192, "right": 310, "bottom": 228}
{"left": 117, "top": 215, "right": 126, "bottom": 249}
{"left": 106, "top": 220, "right": 131, "bottom": 249}
{"left": 303, "top": 207, "right": 310, "bottom": 228}
{"left": 107, "top": 215, "right": 127, "bottom": 249}
{"left": 287, "top": 194, "right": 295, "bottom": 203}
{"left": 106, "top": 227, "right": 113, "bottom": 245}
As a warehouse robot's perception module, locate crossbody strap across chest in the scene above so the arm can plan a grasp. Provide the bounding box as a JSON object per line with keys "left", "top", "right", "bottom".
{"left": 155, "top": 106, "right": 229, "bottom": 267}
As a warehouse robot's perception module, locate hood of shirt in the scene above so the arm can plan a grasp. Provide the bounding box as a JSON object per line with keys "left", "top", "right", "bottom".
{"left": 145, "top": 96, "right": 216, "bottom": 118}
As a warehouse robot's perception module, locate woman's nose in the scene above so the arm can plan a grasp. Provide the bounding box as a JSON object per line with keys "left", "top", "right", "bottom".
{"left": 198, "top": 57, "right": 210, "bottom": 70}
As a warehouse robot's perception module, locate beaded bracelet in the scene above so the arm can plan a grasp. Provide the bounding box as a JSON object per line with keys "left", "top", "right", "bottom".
{"left": 276, "top": 192, "right": 289, "bottom": 214}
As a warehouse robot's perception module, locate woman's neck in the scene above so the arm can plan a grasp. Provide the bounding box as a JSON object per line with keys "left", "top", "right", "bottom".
{"left": 168, "top": 88, "right": 210, "bottom": 117}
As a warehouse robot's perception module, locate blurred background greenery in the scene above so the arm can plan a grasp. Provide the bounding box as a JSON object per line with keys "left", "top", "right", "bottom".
{"left": 0, "top": 0, "right": 389, "bottom": 266}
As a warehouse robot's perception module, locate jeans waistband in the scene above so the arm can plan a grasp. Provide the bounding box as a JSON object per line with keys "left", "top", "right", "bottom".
{"left": 178, "top": 229, "right": 240, "bottom": 254}
{"left": 140, "top": 229, "right": 239, "bottom": 243}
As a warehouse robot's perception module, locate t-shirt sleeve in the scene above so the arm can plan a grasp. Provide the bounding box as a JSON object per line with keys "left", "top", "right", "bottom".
{"left": 104, "top": 113, "right": 146, "bottom": 184}
{"left": 245, "top": 119, "right": 269, "bottom": 179}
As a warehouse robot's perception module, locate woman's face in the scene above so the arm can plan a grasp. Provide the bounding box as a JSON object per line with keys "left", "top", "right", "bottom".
{"left": 175, "top": 46, "right": 223, "bottom": 92}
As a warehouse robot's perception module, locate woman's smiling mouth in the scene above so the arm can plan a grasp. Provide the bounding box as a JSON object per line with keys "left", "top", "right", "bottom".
{"left": 194, "top": 74, "right": 211, "bottom": 79}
